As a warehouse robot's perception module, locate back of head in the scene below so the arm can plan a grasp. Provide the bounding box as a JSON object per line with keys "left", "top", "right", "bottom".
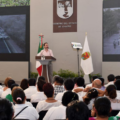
{"left": 7, "top": 79, "right": 15, "bottom": 88}
{"left": 37, "top": 79, "right": 46, "bottom": 91}
{"left": 99, "top": 77, "right": 104, "bottom": 86}
{"left": 11, "top": 83, "right": 19, "bottom": 91}
{"left": 43, "top": 83, "right": 54, "bottom": 98}
{"left": 94, "top": 97, "right": 111, "bottom": 118}
{"left": 54, "top": 77, "right": 64, "bottom": 85}
{"left": 64, "top": 79, "right": 74, "bottom": 91}
{"left": 28, "top": 78, "right": 36, "bottom": 86}
{"left": 115, "top": 76, "right": 120, "bottom": 81}
{"left": 12, "top": 88, "right": 25, "bottom": 104}
{"left": 76, "top": 77, "right": 85, "bottom": 87}
{"left": 107, "top": 74, "right": 115, "bottom": 82}
{"left": 73, "top": 77, "right": 78, "bottom": 84}
{"left": 91, "top": 76, "right": 98, "bottom": 82}
{"left": 93, "top": 79, "right": 102, "bottom": 88}
{"left": 20, "top": 79, "right": 28, "bottom": 90}
{"left": 53, "top": 75, "right": 59, "bottom": 83}
{"left": 0, "top": 99, "right": 13, "bottom": 120}
{"left": 84, "top": 88, "right": 98, "bottom": 105}
{"left": 114, "top": 79, "right": 120, "bottom": 90}
{"left": 66, "top": 100, "right": 89, "bottom": 120}
{"left": 4, "top": 77, "right": 12, "bottom": 87}
{"left": 38, "top": 76, "right": 45, "bottom": 81}
{"left": 62, "top": 91, "right": 79, "bottom": 106}
{"left": 106, "top": 85, "right": 117, "bottom": 99}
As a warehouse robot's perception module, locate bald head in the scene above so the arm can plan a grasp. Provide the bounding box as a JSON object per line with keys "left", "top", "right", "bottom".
{"left": 92, "top": 79, "right": 102, "bottom": 89}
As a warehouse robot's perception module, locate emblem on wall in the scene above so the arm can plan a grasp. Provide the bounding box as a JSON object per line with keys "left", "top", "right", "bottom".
{"left": 57, "top": 0, "right": 73, "bottom": 19}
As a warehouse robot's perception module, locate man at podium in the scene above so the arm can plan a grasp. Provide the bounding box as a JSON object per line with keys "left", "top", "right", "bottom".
{"left": 37, "top": 42, "right": 54, "bottom": 83}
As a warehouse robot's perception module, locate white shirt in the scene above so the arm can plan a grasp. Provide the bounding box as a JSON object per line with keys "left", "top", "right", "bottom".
{"left": 55, "top": 91, "right": 66, "bottom": 102}
{"left": 87, "top": 99, "right": 95, "bottom": 110}
{"left": 0, "top": 85, "right": 3, "bottom": 97}
{"left": 14, "top": 104, "right": 39, "bottom": 120}
{"left": 43, "top": 105, "right": 66, "bottom": 120}
{"left": 24, "top": 86, "right": 37, "bottom": 99}
{"left": 116, "top": 90, "right": 120, "bottom": 100}
{"left": 85, "top": 83, "right": 92, "bottom": 88}
{"left": 1, "top": 88, "right": 11, "bottom": 98}
{"left": 104, "top": 81, "right": 114, "bottom": 88}
{"left": 36, "top": 100, "right": 61, "bottom": 113}
{"left": 31, "top": 91, "right": 47, "bottom": 103}
{"left": 37, "top": 49, "right": 54, "bottom": 57}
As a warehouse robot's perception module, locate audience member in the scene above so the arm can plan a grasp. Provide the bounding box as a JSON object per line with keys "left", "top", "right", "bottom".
{"left": 54, "top": 76, "right": 65, "bottom": 97}
{"left": 3, "top": 77, "right": 12, "bottom": 91}
{"left": 0, "top": 98, "right": 14, "bottom": 120}
{"left": 1, "top": 79, "right": 15, "bottom": 98}
{"left": 99, "top": 77, "right": 106, "bottom": 91}
{"left": 66, "top": 100, "right": 89, "bottom": 120}
{"left": 86, "top": 76, "right": 98, "bottom": 88}
{"left": 38, "top": 76, "right": 45, "bottom": 81}
{"left": 12, "top": 88, "right": 39, "bottom": 120}
{"left": 83, "top": 88, "right": 98, "bottom": 109}
{"left": 31, "top": 79, "right": 46, "bottom": 102}
{"left": 105, "top": 74, "right": 115, "bottom": 88}
{"left": 92, "top": 79, "right": 102, "bottom": 89}
{"left": 6, "top": 83, "right": 19, "bottom": 102}
{"left": 55, "top": 78, "right": 74, "bottom": 101}
{"left": 20, "top": 78, "right": 29, "bottom": 90}
{"left": 24, "top": 78, "right": 37, "bottom": 99}
{"left": 73, "top": 77, "right": 78, "bottom": 89}
{"left": 114, "top": 80, "right": 120, "bottom": 99}
{"left": 105, "top": 85, "right": 120, "bottom": 110}
{"left": 36, "top": 83, "right": 61, "bottom": 113}
{"left": 115, "top": 76, "right": 120, "bottom": 81}
{"left": 43, "top": 91, "right": 78, "bottom": 120}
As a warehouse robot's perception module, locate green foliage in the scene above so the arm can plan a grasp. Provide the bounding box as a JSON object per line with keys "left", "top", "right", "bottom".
{"left": 30, "top": 72, "right": 38, "bottom": 79}
{"left": 53, "top": 69, "right": 84, "bottom": 78}
{"left": 0, "top": 0, "right": 30, "bottom": 7}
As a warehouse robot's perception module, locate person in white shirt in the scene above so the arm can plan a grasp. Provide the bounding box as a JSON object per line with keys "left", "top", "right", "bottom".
{"left": 24, "top": 78, "right": 37, "bottom": 99}
{"left": 114, "top": 80, "right": 120, "bottom": 99}
{"left": 0, "top": 98, "right": 14, "bottom": 120}
{"left": 12, "top": 87, "right": 39, "bottom": 120}
{"left": 43, "top": 91, "right": 79, "bottom": 120}
{"left": 36, "top": 83, "right": 61, "bottom": 114}
{"left": 37, "top": 42, "right": 54, "bottom": 83}
{"left": 104, "top": 74, "right": 115, "bottom": 88}
{"left": 73, "top": 77, "right": 86, "bottom": 101}
{"left": 31, "top": 79, "right": 47, "bottom": 103}
{"left": 1, "top": 79, "right": 15, "bottom": 98}
{"left": 85, "top": 76, "right": 98, "bottom": 88}
{"left": 55, "top": 79, "right": 74, "bottom": 101}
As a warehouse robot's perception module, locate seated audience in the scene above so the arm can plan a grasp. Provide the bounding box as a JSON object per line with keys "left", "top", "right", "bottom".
{"left": 105, "top": 85, "right": 120, "bottom": 110}
{"left": 1, "top": 79, "right": 15, "bottom": 98}
{"left": 36, "top": 83, "right": 61, "bottom": 113}
{"left": 6, "top": 83, "right": 19, "bottom": 102}
{"left": 114, "top": 80, "right": 120, "bottom": 99}
{"left": 24, "top": 78, "right": 37, "bottom": 99}
{"left": 38, "top": 76, "right": 45, "bottom": 81}
{"left": 83, "top": 88, "right": 98, "bottom": 109}
{"left": 90, "top": 97, "right": 120, "bottom": 120}
{"left": 31, "top": 79, "right": 46, "bottom": 103}
{"left": 20, "top": 78, "right": 29, "bottom": 90}
{"left": 66, "top": 100, "right": 89, "bottom": 120}
{"left": 55, "top": 78, "right": 74, "bottom": 101}
{"left": 43, "top": 91, "right": 79, "bottom": 120}
{"left": 3, "top": 77, "right": 12, "bottom": 91}
{"left": 85, "top": 76, "right": 98, "bottom": 88}
{"left": 92, "top": 79, "right": 102, "bottom": 89}
{"left": 115, "top": 76, "right": 120, "bottom": 81}
{"left": 52, "top": 75, "right": 60, "bottom": 87}
{"left": 105, "top": 74, "right": 115, "bottom": 88}
{"left": 54, "top": 76, "right": 65, "bottom": 97}
{"left": 99, "top": 77, "right": 106, "bottom": 91}
{"left": 0, "top": 98, "right": 14, "bottom": 120}
{"left": 12, "top": 87, "right": 39, "bottom": 120}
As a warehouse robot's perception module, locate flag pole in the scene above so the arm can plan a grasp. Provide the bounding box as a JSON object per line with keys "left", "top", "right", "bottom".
{"left": 77, "top": 48, "right": 80, "bottom": 77}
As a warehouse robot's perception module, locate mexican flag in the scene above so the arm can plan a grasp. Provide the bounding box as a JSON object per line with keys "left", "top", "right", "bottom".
{"left": 36, "top": 35, "right": 44, "bottom": 76}
{"left": 81, "top": 34, "right": 93, "bottom": 75}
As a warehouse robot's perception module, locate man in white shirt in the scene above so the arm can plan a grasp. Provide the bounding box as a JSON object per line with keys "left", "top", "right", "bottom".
{"left": 24, "top": 78, "right": 37, "bottom": 99}
{"left": 1, "top": 79, "right": 15, "bottom": 98}
{"left": 104, "top": 74, "right": 115, "bottom": 88}
{"left": 55, "top": 79, "right": 74, "bottom": 101}
{"left": 37, "top": 42, "right": 54, "bottom": 83}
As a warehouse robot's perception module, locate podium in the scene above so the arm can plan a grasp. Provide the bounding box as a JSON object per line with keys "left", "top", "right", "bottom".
{"left": 35, "top": 56, "right": 56, "bottom": 83}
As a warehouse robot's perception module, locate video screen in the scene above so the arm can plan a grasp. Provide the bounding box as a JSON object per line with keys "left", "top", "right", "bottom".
{"left": 0, "top": 15, "right": 26, "bottom": 53}
{"left": 103, "top": 0, "right": 120, "bottom": 61}
{"left": 0, "top": 6, "right": 30, "bottom": 61}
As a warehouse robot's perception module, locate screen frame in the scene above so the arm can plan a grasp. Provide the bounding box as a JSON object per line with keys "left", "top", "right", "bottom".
{"left": 0, "top": 6, "right": 30, "bottom": 61}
